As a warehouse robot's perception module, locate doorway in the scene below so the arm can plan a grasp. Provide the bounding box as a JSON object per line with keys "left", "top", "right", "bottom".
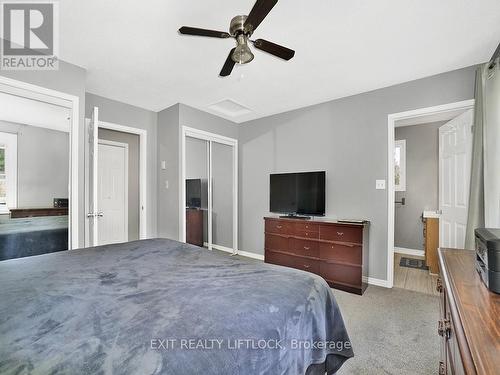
{"left": 180, "top": 126, "right": 238, "bottom": 254}
{"left": 0, "top": 77, "right": 79, "bottom": 258}
{"left": 85, "top": 107, "right": 147, "bottom": 247}
{"left": 97, "top": 140, "right": 129, "bottom": 245}
{"left": 387, "top": 100, "right": 475, "bottom": 289}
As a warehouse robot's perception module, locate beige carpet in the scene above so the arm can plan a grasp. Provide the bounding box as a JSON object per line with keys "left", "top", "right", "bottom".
{"left": 334, "top": 286, "right": 439, "bottom": 375}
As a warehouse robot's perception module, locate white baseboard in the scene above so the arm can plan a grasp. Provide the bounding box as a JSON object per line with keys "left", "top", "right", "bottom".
{"left": 362, "top": 276, "right": 391, "bottom": 288}
{"left": 203, "top": 243, "right": 265, "bottom": 261}
{"left": 394, "top": 247, "right": 425, "bottom": 257}
{"left": 237, "top": 250, "right": 264, "bottom": 261}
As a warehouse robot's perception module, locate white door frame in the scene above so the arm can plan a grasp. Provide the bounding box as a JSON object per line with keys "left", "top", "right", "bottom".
{"left": 85, "top": 118, "right": 148, "bottom": 242}
{"left": 0, "top": 75, "right": 80, "bottom": 249}
{"left": 386, "top": 99, "right": 475, "bottom": 288}
{"left": 98, "top": 139, "right": 129, "bottom": 244}
{"left": 180, "top": 126, "right": 238, "bottom": 254}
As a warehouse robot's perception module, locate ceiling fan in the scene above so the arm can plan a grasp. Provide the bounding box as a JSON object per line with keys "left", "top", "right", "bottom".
{"left": 178, "top": 0, "right": 295, "bottom": 77}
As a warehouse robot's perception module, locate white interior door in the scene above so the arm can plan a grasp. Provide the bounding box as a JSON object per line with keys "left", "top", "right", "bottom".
{"left": 86, "top": 107, "right": 99, "bottom": 247}
{"left": 97, "top": 140, "right": 128, "bottom": 245}
{"left": 439, "top": 109, "right": 473, "bottom": 249}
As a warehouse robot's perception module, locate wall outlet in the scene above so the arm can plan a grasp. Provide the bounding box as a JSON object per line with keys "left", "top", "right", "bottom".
{"left": 376, "top": 180, "right": 386, "bottom": 190}
{"left": 165, "top": 180, "right": 169, "bottom": 189}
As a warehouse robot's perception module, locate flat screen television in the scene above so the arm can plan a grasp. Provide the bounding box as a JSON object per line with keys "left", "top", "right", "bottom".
{"left": 186, "top": 179, "right": 202, "bottom": 208}
{"left": 270, "top": 171, "right": 326, "bottom": 217}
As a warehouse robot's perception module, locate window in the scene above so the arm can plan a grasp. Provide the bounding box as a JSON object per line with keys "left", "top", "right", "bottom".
{"left": 0, "top": 132, "right": 17, "bottom": 214}
{"left": 394, "top": 139, "right": 406, "bottom": 192}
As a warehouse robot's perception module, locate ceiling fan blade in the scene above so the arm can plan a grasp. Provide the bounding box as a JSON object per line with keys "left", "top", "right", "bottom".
{"left": 179, "top": 26, "right": 230, "bottom": 39}
{"left": 220, "top": 48, "right": 237, "bottom": 77}
{"left": 253, "top": 39, "right": 295, "bottom": 60}
{"left": 244, "top": 0, "right": 278, "bottom": 33}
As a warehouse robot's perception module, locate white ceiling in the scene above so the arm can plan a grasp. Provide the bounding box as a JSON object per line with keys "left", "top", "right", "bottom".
{"left": 60, "top": 0, "right": 500, "bottom": 123}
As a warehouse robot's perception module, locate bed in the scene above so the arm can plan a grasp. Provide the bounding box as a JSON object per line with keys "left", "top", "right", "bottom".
{"left": 0, "top": 238, "right": 353, "bottom": 374}
{"left": 0, "top": 215, "right": 68, "bottom": 261}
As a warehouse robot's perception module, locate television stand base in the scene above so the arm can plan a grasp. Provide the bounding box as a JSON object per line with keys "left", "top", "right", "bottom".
{"left": 279, "top": 214, "right": 311, "bottom": 220}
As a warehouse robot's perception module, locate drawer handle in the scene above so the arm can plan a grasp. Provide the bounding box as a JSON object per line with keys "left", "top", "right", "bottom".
{"left": 436, "top": 278, "right": 443, "bottom": 293}
{"left": 438, "top": 319, "right": 451, "bottom": 339}
{"left": 304, "top": 246, "right": 310, "bottom": 250}
{"left": 303, "top": 265, "right": 311, "bottom": 269}
{"left": 337, "top": 232, "right": 344, "bottom": 236}
{"left": 276, "top": 225, "right": 282, "bottom": 229}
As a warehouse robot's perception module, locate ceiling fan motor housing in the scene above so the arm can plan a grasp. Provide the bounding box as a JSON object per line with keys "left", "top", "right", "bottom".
{"left": 230, "top": 15, "right": 252, "bottom": 37}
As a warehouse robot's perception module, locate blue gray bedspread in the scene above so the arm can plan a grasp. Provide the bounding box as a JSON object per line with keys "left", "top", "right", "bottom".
{"left": 0, "top": 239, "right": 353, "bottom": 374}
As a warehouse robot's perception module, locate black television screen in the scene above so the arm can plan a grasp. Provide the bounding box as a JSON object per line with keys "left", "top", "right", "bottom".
{"left": 186, "top": 179, "right": 202, "bottom": 208}
{"left": 270, "top": 172, "right": 326, "bottom": 216}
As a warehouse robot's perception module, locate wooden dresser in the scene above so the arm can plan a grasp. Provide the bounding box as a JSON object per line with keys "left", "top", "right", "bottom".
{"left": 437, "top": 248, "right": 500, "bottom": 374}
{"left": 264, "top": 217, "right": 369, "bottom": 295}
{"left": 10, "top": 207, "right": 68, "bottom": 218}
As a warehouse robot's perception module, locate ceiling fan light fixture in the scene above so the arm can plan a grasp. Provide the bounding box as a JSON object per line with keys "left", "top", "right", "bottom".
{"left": 232, "top": 34, "right": 254, "bottom": 64}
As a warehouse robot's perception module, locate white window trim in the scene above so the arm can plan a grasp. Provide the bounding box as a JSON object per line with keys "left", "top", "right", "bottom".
{"left": 394, "top": 139, "right": 406, "bottom": 192}
{"left": 0, "top": 132, "right": 18, "bottom": 214}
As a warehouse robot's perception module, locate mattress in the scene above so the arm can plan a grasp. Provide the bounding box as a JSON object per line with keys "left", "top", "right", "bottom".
{"left": 0, "top": 238, "right": 353, "bottom": 374}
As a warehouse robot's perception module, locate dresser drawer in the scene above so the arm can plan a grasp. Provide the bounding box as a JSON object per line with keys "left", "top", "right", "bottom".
{"left": 265, "top": 250, "right": 294, "bottom": 267}
{"left": 266, "top": 251, "right": 319, "bottom": 275}
{"left": 294, "top": 257, "right": 320, "bottom": 274}
{"left": 320, "top": 263, "right": 362, "bottom": 287}
{"left": 291, "top": 238, "right": 319, "bottom": 258}
{"left": 294, "top": 222, "right": 319, "bottom": 233}
{"left": 295, "top": 230, "right": 319, "bottom": 239}
{"left": 320, "top": 225, "right": 362, "bottom": 244}
{"left": 319, "top": 242, "right": 362, "bottom": 265}
{"left": 265, "top": 234, "right": 289, "bottom": 252}
{"left": 265, "top": 220, "right": 290, "bottom": 235}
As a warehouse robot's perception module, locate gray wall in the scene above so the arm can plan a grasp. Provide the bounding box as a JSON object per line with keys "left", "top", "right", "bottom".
{"left": 179, "top": 104, "right": 238, "bottom": 139}
{"left": 98, "top": 128, "right": 140, "bottom": 240}
{"left": 0, "top": 61, "right": 86, "bottom": 245}
{"left": 0, "top": 121, "right": 69, "bottom": 208}
{"left": 394, "top": 122, "right": 444, "bottom": 250}
{"left": 238, "top": 66, "right": 477, "bottom": 281}
{"left": 157, "top": 104, "right": 180, "bottom": 239}
{"left": 85, "top": 93, "right": 158, "bottom": 238}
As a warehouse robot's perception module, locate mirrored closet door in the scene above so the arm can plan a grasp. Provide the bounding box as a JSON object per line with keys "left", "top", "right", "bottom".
{"left": 182, "top": 127, "right": 238, "bottom": 254}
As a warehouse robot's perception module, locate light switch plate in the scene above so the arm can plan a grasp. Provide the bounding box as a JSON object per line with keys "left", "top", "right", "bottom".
{"left": 376, "top": 179, "right": 386, "bottom": 190}
{"left": 161, "top": 161, "right": 167, "bottom": 170}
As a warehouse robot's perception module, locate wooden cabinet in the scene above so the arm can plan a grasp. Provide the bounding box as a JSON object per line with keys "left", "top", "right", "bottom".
{"left": 437, "top": 248, "right": 500, "bottom": 374}
{"left": 264, "top": 217, "right": 369, "bottom": 295}
{"left": 186, "top": 208, "right": 204, "bottom": 247}
{"left": 424, "top": 217, "right": 439, "bottom": 274}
